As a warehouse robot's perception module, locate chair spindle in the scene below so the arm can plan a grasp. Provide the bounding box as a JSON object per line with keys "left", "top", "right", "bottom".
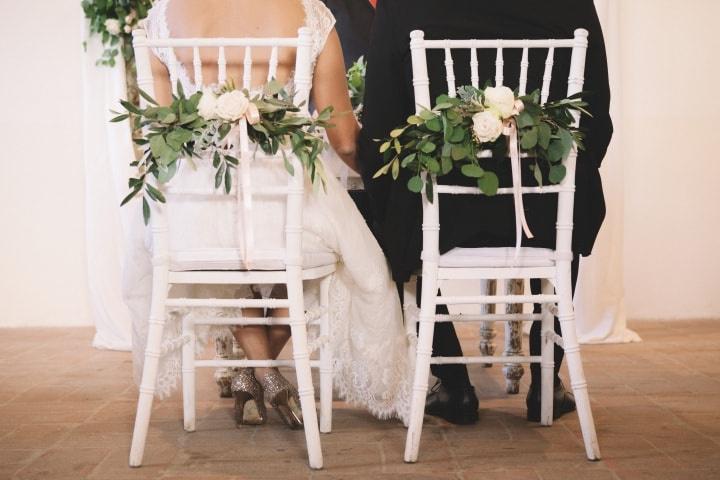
{"left": 519, "top": 47, "right": 530, "bottom": 96}
{"left": 243, "top": 47, "right": 253, "bottom": 89}
{"left": 217, "top": 46, "right": 227, "bottom": 84}
{"left": 470, "top": 48, "right": 479, "bottom": 89}
{"left": 268, "top": 46, "right": 279, "bottom": 81}
{"left": 495, "top": 43, "right": 504, "bottom": 86}
{"left": 193, "top": 46, "right": 203, "bottom": 88}
{"left": 541, "top": 47, "right": 555, "bottom": 105}
{"left": 444, "top": 46, "right": 456, "bottom": 97}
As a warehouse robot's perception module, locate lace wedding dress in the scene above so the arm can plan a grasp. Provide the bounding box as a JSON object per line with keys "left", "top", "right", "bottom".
{"left": 127, "top": 0, "right": 412, "bottom": 422}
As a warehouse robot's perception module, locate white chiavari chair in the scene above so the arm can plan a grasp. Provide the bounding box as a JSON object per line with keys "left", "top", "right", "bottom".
{"left": 403, "top": 29, "right": 601, "bottom": 463}
{"left": 128, "top": 26, "right": 335, "bottom": 470}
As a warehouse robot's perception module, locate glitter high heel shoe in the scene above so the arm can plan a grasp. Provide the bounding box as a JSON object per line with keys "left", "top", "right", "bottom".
{"left": 257, "top": 369, "right": 303, "bottom": 429}
{"left": 231, "top": 368, "right": 266, "bottom": 426}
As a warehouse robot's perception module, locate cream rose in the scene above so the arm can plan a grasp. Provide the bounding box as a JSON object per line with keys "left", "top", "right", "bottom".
{"left": 215, "top": 90, "right": 250, "bottom": 121}
{"left": 104, "top": 18, "right": 121, "bottom": 35}
{"left": 197, "top": 88, "right": 218, "bottom": 120}
{"left": 245, "top": 102, "right": 261, "bottom": 125}
{"left": 512, "top": 99, "right": 525, "bottom": 116}
{"left": 472, "top": 111, "right": 504, "bottom": 143}
{"left": 484, "top": 86, "right": 516, "bottom": 119}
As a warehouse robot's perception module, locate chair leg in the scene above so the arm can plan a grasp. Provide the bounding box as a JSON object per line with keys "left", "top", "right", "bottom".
{"left": 502, "top": 279, "right": 525, "bottom": 394}
{"left": 319, "top": 275, "right": 333, "bottom": 434}
{"left": 540, "top": 279, "right": 555, "bottom": 426}
{"left": 556, "top": 266, "right": 601, "bottom": 460}
{"left": 478, "top": 279, "right": 495, "bottom": 368}
{"left": 182, "top": 317, "right": 196, "bottom": 432}
{"left": 213, "top": 336, "right": 235, "bottom": 398}
{"left": 288, "top": 273, "right": 323, "bottom": 469}
{"left": 404, "top": 268, "right": 439, "bottom": 463}
{"left": 129, "top": 272, "right": 169, "bottom": 467}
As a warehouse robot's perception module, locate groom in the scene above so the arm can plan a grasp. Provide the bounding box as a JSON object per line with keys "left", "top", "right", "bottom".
{"left": 359, "top": 0, "right": 613, "bottom": 424}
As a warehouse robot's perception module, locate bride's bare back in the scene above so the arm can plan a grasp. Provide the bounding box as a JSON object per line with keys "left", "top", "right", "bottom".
{"left": 150, "top": 0, "right": 359, "bottom": 170}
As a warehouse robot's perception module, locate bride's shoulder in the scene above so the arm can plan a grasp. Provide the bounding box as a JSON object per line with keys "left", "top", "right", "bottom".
{"left": 299, "top": 0, "right": 336, "bottom": 57}
{"left": 301, "top": 0, "right": 336, "bottom": 24}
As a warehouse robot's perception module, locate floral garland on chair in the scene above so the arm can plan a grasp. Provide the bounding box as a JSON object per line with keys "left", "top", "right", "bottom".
{"left": 374, "top": 85, "right": 589, "bottom": 201}
{"left": 112, "top": 80, "right": 333, "bottom": 224}
{"left": 81, "top": 0, "right": 153, "bottom": 67}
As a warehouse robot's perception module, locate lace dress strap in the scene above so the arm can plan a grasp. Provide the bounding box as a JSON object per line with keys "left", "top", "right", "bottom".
{"left": 144, "top": 0, "right": 195, "bottom": 92}
{"left": 301, "top": 0, "right": 336, "bottom": 65}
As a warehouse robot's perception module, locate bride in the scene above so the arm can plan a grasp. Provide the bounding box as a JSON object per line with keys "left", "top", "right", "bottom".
{"left": 133, "top": 0, "right": 412, "bottom": 427}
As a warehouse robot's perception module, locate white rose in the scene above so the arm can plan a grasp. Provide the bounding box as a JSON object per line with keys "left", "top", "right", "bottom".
{"left": 104, "top": 18, "right": 121, "bottom": 35}
{"left": 197, "top": 88, "right": 218, "bottom": 120}
{"left": 123, "top": 25, "right": 132, "bottom": 34}
{"left": 484, "top": 86, "right": 517, "bottom": 119}
{"left": 472, "top": 111, "right": 504, "bottom": 143}
{"left": 215, "top": 90, "right": 250, "bottom": 121}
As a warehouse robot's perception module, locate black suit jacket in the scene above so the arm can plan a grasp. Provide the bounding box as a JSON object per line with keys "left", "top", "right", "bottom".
{"left": 319, "top": 0, "right": 375, "bottom": 68}
{"left": 359, "top": 0, "right": 613, "bottom": 282}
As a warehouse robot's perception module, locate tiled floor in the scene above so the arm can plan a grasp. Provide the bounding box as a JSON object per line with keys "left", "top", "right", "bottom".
{"left": 1, "top": 320, "right": 719, "bottom": 480}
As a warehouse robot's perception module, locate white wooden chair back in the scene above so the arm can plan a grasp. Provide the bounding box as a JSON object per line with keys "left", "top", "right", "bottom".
{"left": 130, "top": 27, "right": 331, "bottom": 470}
{"left": 409, "top": 29, "right": 589, "bottom": 260}
{"left": 403, "top": 30, "right": 600, "bottom": 464}
{"left": 132, "top": 27, "right": 315, "bottom": 271}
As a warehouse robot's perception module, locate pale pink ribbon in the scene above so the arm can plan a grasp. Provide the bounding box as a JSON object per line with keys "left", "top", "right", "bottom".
{"left": 503, "top": 118, "right": 534, "bottom": 258}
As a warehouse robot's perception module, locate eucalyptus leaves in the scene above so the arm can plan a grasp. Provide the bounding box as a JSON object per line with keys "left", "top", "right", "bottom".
{"left": 112, "top": 80, "right": 332, "bottom": 224}
{"left": 374, "top": 84, "right": 589, "bottom": 201}
{"left": 82, "top": 0, "right": 153, "bottom": 66}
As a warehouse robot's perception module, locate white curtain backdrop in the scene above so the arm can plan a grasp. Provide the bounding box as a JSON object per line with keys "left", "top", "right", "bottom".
{"left": 573, "top": 0, "right": 640, "bottom": 343}
{"left": 83, "top": 23, "right": 141, "bottom": 351}
{"left": 84, "top": 3, "right": 638, "bottom": 350}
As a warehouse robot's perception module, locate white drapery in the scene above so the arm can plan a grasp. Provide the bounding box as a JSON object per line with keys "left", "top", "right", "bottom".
{"left": 84, "top": 2, "right": 638, "bottom": 350}
{"left": 573, "top": 0, "right": 640, "bottom": 343}
{"left": 82, "top": 24, "right": 143, "bottom": 351}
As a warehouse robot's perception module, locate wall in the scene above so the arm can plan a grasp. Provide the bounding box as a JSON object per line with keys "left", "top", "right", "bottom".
{"left": 0, "top": 0, "right": 92, "bottom": 326}
{"left": 0, "top": 1, "right": 718, "bottom": 327}
{"left": 620, "top": 0, "right": 720, "bottom": 319}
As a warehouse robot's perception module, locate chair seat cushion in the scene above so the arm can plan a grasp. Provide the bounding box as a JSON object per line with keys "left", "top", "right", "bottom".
{"left": 169, "top": 248, "right": 338, "bottom": 272}
{"left": 439, "top": 247, "right": 556, "bottom": 268}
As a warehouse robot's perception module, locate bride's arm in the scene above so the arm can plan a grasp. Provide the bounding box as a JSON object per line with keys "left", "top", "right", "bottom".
{"left": 149, "top": 54, "right": 173, "bottom": 106}
{"left": 311, "top": 29, "right": 360, "bottom": 173}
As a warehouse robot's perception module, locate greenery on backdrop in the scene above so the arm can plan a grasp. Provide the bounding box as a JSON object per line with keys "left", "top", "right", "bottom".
{"left": 112, "top": 80, "right": 333, "bottom": 224}
{"left": 82, "top": 0, "right": 153, "bottom": 67}
{"left": 374, "top": 84, "right": 590, "bottom": 201}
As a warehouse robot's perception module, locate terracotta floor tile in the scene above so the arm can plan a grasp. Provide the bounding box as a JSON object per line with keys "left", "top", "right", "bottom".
{"left": 0, "top": 423, "right": 75, "bottom": 450}
{"left": 0, "top": 448, "right": 43, "bottom": 478}
{"left": 14, "top": 447, "right": 112, "bottom": 480}
{"left": 0, "top": 322, "right": 719, "bottom": 479}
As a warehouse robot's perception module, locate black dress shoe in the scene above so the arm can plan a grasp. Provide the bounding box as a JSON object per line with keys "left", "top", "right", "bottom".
{"left": 526, "top": 380, "right": 576, "bottom": 422}
{"left": 425, "top": 382, "right": 479, "bottom": 425}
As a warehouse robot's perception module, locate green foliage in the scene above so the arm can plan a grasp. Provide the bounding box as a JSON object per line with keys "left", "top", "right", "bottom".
{"left": 347, "top": 56, "right": 366, "bottom": 120}
{"left": 374, "top": 85, "right": 589, "bottom": 202}
{"left": 113, "top": 80, "right": 332, "bottom": 224}
{"left": 81, "top": 0, "right": 153, "bottom": 67}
